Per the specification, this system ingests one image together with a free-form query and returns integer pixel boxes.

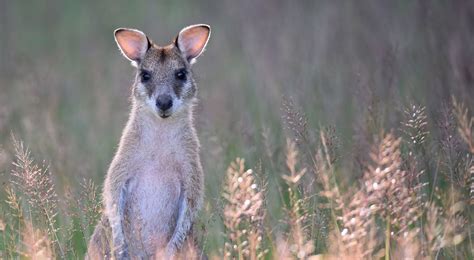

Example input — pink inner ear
[178,26,210,60]
[115,30,148,61]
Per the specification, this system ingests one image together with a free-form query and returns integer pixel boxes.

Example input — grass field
[0,1,473,259]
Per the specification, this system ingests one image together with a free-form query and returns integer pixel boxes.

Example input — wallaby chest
[121,125,192,253]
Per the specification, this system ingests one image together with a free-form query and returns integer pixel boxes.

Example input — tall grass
[0,99,472,259]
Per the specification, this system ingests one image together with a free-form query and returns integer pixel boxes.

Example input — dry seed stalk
[223,158,265,259]
[281,139,315,259]
[9,136,63,257]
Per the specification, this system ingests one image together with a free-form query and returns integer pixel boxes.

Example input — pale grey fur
[86,24,209,259]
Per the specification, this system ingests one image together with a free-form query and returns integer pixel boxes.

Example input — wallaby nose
[156,95,173,111]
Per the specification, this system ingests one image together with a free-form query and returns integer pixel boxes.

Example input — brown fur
[86,25,210,259]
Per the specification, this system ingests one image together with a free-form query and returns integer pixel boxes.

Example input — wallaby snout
[156,94,173,117]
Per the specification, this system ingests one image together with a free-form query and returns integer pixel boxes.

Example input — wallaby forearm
[103,166,130,259]
[167,162,203,254]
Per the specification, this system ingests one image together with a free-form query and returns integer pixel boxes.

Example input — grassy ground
[0,1,473,259]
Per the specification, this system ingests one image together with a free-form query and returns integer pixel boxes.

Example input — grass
[0,98,472,259]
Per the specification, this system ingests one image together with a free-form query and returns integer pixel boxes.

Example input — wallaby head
[114,24,211,119]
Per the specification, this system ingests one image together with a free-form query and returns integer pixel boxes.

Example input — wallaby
[86,24,210,259]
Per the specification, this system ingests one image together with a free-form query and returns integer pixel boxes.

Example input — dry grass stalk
[470,164,474,205]
[274,236,294,260]
[438,103,463,168]
[315,131,342,208]
[425,197,468,258]
[282,97,309,146]
[283,139,307,185]
[425,202,445,256]
[316,130,380,258]
[363,133,422,234]
[454,157,474,207]
[392,229,421,260]
[223,158,265,259]
[453,97,474,153]
[452,98,474,203]
[350,132,424,259]
[18,221,53,260]
[261,126,275,164]
[64,177,102,254]
[451,98,474,254]
[402,104,429,147]
[401,103,429,188]
[327,132,425,259]
[314,130,345,250]
[329,189,380,259]
[78,178,102,234]
[281,139,315,259]
[9,136,63,257]
[5,186,23,220]
[4,186,24,258]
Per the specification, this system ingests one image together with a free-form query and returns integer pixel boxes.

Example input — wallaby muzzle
[156,94,173,117]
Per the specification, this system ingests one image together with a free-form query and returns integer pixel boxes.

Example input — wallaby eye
[175,69,187,81]
[140,71,152,82]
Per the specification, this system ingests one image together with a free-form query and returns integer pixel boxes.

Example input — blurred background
[1,0,474,255]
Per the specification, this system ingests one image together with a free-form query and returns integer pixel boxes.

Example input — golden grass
[1,99,473,259]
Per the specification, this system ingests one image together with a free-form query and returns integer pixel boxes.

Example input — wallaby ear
[176,24,211,64]
[114,28,150,64]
